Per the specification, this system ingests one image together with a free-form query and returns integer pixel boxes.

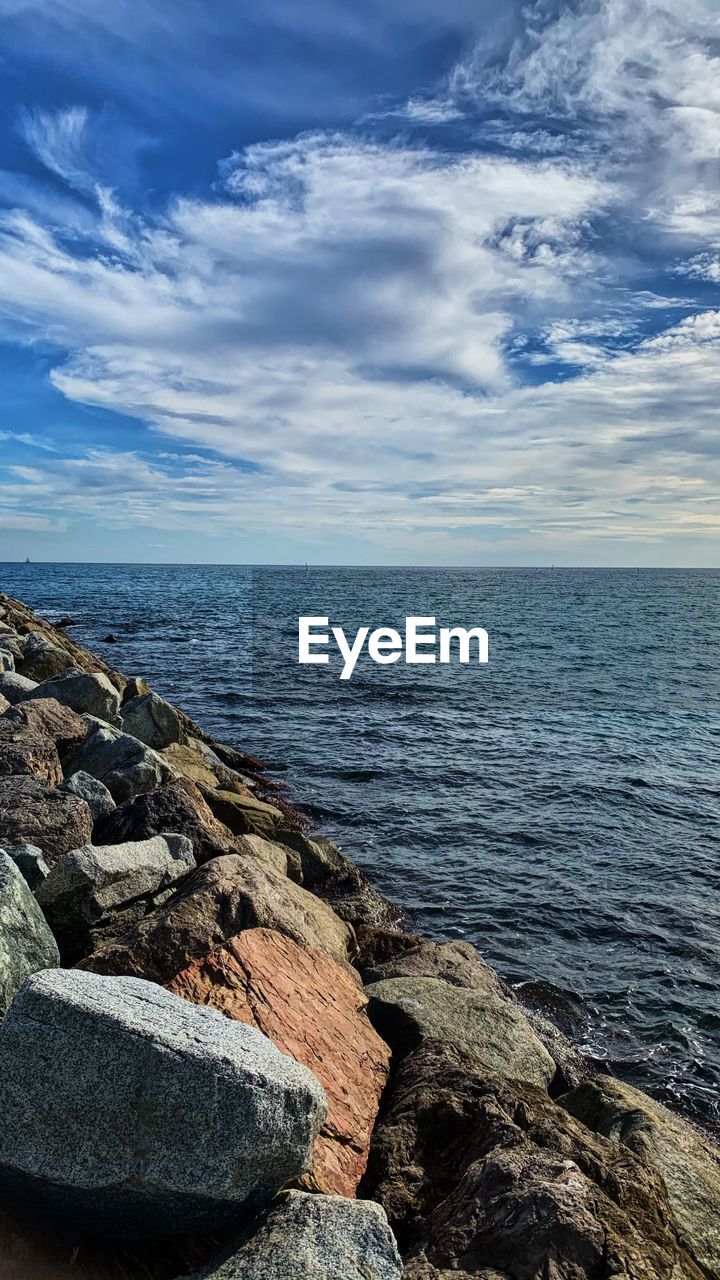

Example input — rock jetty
[0,588,717,1280]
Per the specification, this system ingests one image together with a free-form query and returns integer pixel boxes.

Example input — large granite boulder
[561,1077,720,1280]
[2,697,87,756]
[18,633,75,683]
[59,770,115,821]
[0,650,15,673]
[84,854,355,984]
[63,722,176,802]
[203,787,284,839]
[0,672,37,705]
[0,852,59,1015]
[1,844,49,890]
[0,970,327,1238]
[27,669,122,726]
[366,976,555,1088]
[121,691,182,750]
[280,831,400,927]
[365,1040,706,1280]
[234,833,300,879]
[0,693,9,715]
[95,777,237,864]
[177,1192,402,1280]
[170,928,390,1197]
[361,938,510,996]
[0,726,62,785]
[0,777,93,864]
[36,835,196,961]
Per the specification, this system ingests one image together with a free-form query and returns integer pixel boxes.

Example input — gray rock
[0,851,59,1014]
[366,976,556,1088]
[561,1076,720,1279]
[63,721,176,802]
[18,633,75,682]
[0,671,38,704]
[36,835,196,960]
[0,969,327,1238]
[361,938,510,998]
[0,650,15,673]
[0,636,22,661]
[2,843,50,890]
[59,770,115,821]
[121,691,182,750]
[234,834,293,877]
[179,1191,403,1279]
[0,622,16,636]
[27,669,122,726]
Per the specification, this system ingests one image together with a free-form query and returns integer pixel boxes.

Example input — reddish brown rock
[0,727,62,785]
[94,777,237,864]
[0,776,93,863]
[170,928,390,1197]
[2,697,87,756]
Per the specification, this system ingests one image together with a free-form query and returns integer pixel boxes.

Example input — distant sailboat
[24,557,30,565]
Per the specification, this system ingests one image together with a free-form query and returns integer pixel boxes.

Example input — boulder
[0,622,16,636]
[1,844,49,890]
[95,778,237,864]
[84,854,355,984]
[234,833,299,879]
[59,771,115,821]
[2,697,88,755]
[365,976,555,1088]
[63,722,176,802]
[0,650,15,673]
[36,835,196,961]
[18,633,74,683]
[0,852,59,1015]
[365,1040,705,1280]
[561,1077,720,1280]
[170,928,390,1197]
[177,1191,402,1280]
[0,970,327,1238]
[355,924,424,973]
[0,672,38,705]
[27,669,122,726]
[0,777,93,865]
[0,727,62,785]
[362,938,510,997]
[121,691,182,750]
[203,787,284,839]
[164,739,260,795]
[279,831,400,927]
[0,694,9,715]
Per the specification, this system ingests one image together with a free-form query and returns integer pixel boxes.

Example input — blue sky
[0,0,719,564]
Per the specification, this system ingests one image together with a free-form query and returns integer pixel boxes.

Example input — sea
[2,562,719,1134]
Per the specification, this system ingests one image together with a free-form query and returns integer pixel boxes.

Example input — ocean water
[2,563,719,1133]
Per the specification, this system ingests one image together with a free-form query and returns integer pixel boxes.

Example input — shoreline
[0,590,718,1279]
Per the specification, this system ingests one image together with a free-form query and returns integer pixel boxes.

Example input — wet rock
[279,831,400,927]
[121,691,182,750]
[102,634,118,644]
[0,852,59,1014]
[0,672,38,705]
[0,727,62,785]
[59,771,115,822]
[63,721,176,802]
[561,1076,720,1280]
[170,928,390,1197]
[366,976,555,1088]
[27,669,122,726]
[0,969,327,1238]
[18,634,75,683]
[54,617,77,629]
[365,1040,705,1280]
[36,835,196,962]
[0,777,93,865]
[362,938,510,997]
[203,787,284,839]
[1,844,49,890]
[95,777,237,864]
[2,697,88,756]
[522,1006,595,1093]
[177,1191,402,1280]
[84,853,355,984]
[0,650,15,673]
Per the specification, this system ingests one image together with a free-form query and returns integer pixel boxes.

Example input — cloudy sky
[0,0,719,564]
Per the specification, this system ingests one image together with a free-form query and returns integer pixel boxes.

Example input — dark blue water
[2,563,719,1133]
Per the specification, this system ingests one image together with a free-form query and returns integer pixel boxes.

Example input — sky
[0,0,719,565]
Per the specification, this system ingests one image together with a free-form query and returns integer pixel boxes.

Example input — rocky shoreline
[0,589,718,1280]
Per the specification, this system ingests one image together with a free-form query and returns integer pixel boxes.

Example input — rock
[522,1006,595,1093]
[121,676,150,702]
[365,1040,705,1280]
[0,622,16,636]
[234,833,298,878]
[0,650,15,673]
[54,616,77,628]
[0,969,327,1238]
[103,634,118,644]
[84,853,355,984]
[164,739,258,795]
[0,852,59,1015]
[2,697,88,755]
[0,694,9,715]
[203,787,284,839]
[18,633,74,682]
[95,778,237,864]
[280,831,400,927]
[27,669,122,726]
[121,691,182,750]
[0,672,38,705]
[36,835,196,961]
[63,721,176,802]
[1,844,49,890]
[177,1191,402,1280]
[561,1076,720,1279]
[170,928,390,1197]
[365,976,555,1088]
[355,924,424,972]
[0,726,62,785]
[0,777,93,865]
[362,938,510,997]
[59,771,115,821]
